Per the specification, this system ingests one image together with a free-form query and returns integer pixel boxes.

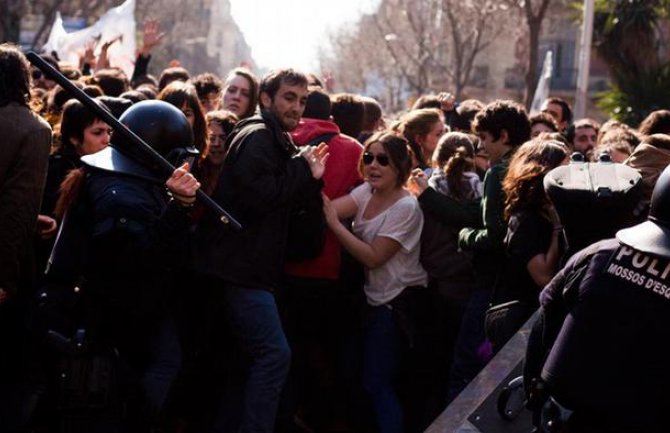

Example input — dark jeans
[363,304,403,433]
[277,276,362,431]
[216,285,291,433]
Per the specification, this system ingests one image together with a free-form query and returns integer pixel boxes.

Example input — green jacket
[458,157,509,253]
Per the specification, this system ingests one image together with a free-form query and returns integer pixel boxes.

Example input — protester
[158,66,191,92]
[408,131,481,428]
[0,43,45,428]
[131,19,165,88]
[199,110,239,195]
[489,138,568,351]
[221,67,259,119]
[280,87,363,432]
[399,108,446,170]
[638,109,670,136]
[448,100,530,401]
[566,118,600,161]
[541,97,572,132]
[595,127,637,162]
[193,72,224,113]
[449,99,484,133]
[323,131,427,433]
[625,133,670,217]
[330,93,366,139]
[529,112,559,138]
[192,69,328,433]
[358,96,385,144]
[158,80,209,154]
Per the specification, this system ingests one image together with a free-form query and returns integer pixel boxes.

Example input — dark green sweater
[458,156,511,283]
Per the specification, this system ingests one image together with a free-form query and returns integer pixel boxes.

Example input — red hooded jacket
[286,118,363,280]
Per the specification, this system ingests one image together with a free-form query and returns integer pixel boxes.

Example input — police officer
[22,100,199,433]
[527,164,670,432]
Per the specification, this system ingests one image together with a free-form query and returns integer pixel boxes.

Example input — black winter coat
[47,168,192,319]
[192,110,321,291]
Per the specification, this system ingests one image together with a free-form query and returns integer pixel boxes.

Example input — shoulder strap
[305,133,337,147]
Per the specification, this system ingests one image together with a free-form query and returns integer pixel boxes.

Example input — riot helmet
[617,164,670,258]
[113,99,199,167]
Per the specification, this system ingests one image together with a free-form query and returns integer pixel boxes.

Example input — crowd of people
[2,18,670,433]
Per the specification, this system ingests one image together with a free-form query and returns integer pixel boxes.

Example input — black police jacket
[47,167,192,317]
[537,238,670,432]
[192,110,321,291]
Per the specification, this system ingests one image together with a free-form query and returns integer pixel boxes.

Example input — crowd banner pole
[26,51,241,230]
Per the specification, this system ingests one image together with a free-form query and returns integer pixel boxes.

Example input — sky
[229,0,380,73]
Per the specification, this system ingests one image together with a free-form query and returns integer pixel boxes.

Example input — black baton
[26,51,241,229]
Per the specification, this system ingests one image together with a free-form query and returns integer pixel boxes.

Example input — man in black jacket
[193,69,328,433]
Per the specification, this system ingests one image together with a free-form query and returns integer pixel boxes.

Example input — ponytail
[445,146,475,200]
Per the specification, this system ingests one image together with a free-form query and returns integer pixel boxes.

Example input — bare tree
[505,0,554,108]
[440,0,511,98]
[321,0,515,108]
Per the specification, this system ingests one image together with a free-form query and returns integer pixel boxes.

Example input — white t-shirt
[350,183,428,306]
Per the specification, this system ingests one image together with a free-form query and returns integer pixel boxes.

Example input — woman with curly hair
[490,138,568,349]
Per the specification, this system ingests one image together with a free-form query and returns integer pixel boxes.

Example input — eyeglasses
[362,152,390,166]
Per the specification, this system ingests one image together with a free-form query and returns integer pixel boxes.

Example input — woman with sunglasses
[323,131,427,433]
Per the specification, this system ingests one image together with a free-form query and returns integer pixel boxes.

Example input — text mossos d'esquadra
[607,246,670,300]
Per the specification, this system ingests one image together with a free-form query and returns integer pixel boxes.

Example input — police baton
[26,51,241,230]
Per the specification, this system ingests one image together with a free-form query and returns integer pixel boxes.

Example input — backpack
[285,133,336,262]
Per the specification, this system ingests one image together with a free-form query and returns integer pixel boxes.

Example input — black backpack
[285,133,336,262]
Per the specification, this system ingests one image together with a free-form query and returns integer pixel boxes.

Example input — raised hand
[79,39,97,69]
[300,142,329,180]
[140,19,165,56]
[97,35,122,70]
[438,91,456,112]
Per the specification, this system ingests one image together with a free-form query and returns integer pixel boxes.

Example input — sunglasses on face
[362,152,390,167]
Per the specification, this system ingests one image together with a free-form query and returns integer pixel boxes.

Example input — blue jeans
[220,285,291,433]
[363,305,403,433]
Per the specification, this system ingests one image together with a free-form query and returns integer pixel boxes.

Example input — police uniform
[535,164,670,433]
[38,101,196,430]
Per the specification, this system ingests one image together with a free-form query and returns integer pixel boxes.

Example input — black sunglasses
[362,152,390,166]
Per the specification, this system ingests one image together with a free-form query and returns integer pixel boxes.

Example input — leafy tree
[593,0,670,126]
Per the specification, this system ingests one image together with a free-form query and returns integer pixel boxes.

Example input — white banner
[43,0,136,78]
[529,50,553,115]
